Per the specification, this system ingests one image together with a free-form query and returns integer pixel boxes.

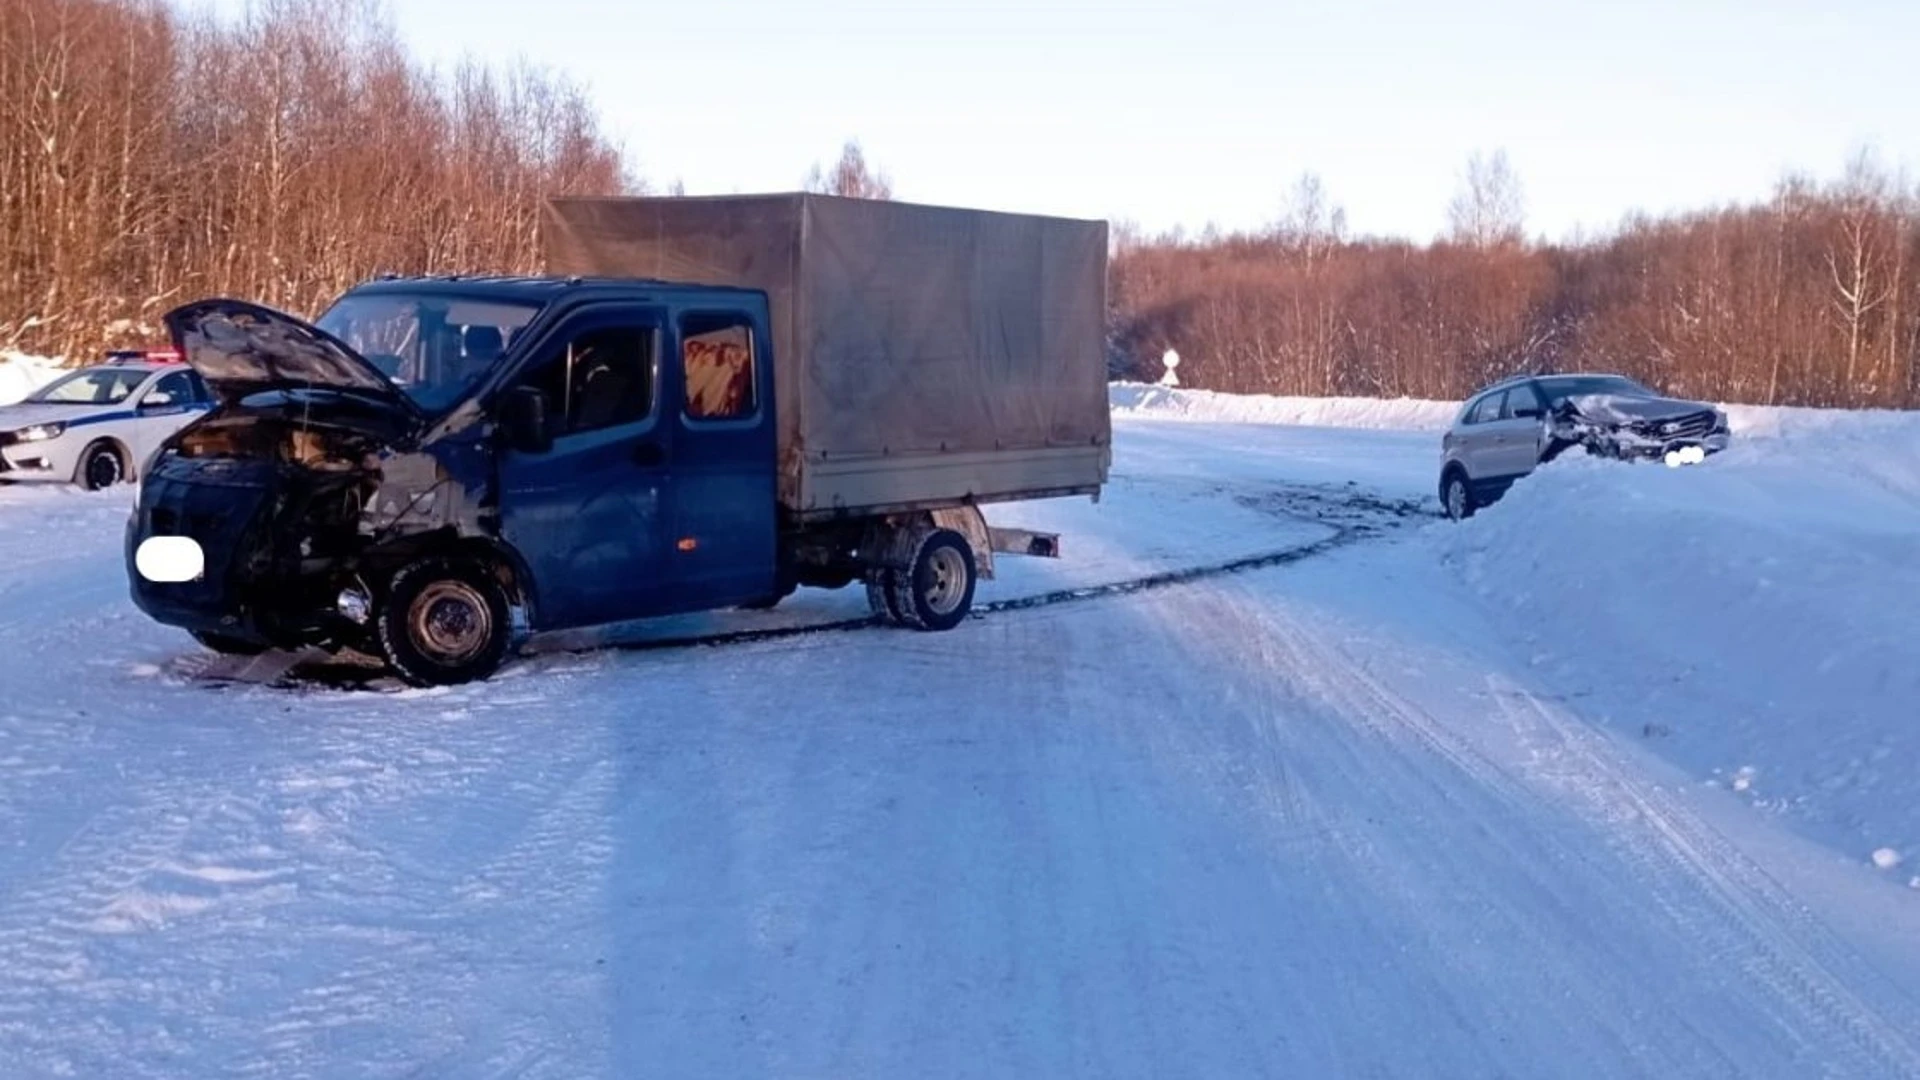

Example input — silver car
[1438,372,1731,519]
[0,357,215,490]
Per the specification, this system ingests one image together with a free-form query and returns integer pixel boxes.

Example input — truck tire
[886,527,977,632]
[375,556,513,687]
[866,569,904,624]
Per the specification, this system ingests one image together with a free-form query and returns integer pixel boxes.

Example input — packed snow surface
[2,394,1920,1077]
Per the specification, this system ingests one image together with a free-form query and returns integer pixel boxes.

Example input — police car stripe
[62,411,139,429]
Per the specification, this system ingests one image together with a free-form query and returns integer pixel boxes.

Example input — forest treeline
[1111,154,1920,409]
[2,0,631,360]
[6,0,1917,410]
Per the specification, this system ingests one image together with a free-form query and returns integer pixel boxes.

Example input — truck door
[662,307,778,610]
[496,307,673,630]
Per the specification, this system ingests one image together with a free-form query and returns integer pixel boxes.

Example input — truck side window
[681,313,756,422]
[518,326,655,435]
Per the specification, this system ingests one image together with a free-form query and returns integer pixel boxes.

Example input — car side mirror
[501,386,553,454]
[1513,406,1543,420]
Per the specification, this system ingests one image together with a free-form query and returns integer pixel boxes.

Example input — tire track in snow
[1157,590,1719,1076]
[0,796,208,1072]
[1486,679,1920,1078]
[225,706,620,1080]
[1230,590,1920,1078]
[237,483,1438,693]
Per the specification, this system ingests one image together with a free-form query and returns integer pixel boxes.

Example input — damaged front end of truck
[126,298,519,683]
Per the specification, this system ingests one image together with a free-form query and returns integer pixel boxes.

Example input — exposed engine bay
[171,414,384,474]
[158,414,386,569]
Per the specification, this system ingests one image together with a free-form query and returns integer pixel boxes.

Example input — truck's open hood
[163,298,420,420]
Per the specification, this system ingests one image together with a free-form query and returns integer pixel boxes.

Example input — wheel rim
[87,450,121,489]
[1446,479,1466,518]
[921,546,969,615]
[408,580,492,664]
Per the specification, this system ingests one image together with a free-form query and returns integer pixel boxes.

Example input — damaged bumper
[125,456,367,649]
[1556,414,1731,463]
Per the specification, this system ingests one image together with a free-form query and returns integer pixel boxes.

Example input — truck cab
[127,276,787,685]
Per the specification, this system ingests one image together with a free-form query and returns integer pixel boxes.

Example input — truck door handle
[632,441,664,467]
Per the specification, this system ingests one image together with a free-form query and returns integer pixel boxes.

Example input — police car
[0,351,215,490]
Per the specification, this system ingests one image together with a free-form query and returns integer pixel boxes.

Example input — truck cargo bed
[539,193,1112,519]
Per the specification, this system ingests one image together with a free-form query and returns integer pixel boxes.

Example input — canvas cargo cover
[539,193,1111,516]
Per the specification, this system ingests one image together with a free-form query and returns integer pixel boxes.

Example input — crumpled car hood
[1562,393,1714,425]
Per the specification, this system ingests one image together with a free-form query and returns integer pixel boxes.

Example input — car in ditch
[1437,371,1730,519]
[0,352,215,489]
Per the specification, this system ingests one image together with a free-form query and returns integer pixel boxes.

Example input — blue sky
[193,0,1918,242]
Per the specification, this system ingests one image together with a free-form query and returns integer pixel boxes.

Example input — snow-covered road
[4,412,1920,1079]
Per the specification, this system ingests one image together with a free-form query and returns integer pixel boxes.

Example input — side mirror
[500,386,553,454]
[1512,406,1543,420]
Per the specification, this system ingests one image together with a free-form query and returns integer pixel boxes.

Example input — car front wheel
[77,441,126,491]
[375,557,514,687]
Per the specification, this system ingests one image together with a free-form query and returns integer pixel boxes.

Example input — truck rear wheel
[887,527,977,632]
[375,556,513,687]
[865,568,902,622]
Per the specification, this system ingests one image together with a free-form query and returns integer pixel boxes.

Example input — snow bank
[1440,424,1920,871]
[1109,382,1920,444]
[0,352,64,405]
[1109,382,1459,431]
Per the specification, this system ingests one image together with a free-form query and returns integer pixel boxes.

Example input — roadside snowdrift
[1110,380,1920,443]
[1110,382,1459,431]
[0,352,63,405]
[1440,424,1920,878]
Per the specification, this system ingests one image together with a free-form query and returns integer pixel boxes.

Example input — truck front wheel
[375,556,513,687]
[887,527,977,632]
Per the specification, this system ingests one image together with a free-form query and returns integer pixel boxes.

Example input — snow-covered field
[0,353,63,406]
[3,386,1920,1078]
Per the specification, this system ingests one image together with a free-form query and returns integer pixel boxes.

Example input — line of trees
[1112,150,1920,409]
[1,0,634,360]
[7,0,1915,410]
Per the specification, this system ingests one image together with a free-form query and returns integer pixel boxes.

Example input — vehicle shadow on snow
[158,481,1441,697]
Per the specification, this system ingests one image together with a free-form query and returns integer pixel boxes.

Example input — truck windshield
[315,292,545,412]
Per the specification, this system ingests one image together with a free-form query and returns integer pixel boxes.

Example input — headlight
[13,422,65,442]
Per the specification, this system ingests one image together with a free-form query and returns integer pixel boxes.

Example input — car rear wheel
[1443,472,1474,521]
[77,441,126,491]
[375,557,513,687]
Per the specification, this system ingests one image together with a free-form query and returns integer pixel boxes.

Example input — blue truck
[124,194,1112,685]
